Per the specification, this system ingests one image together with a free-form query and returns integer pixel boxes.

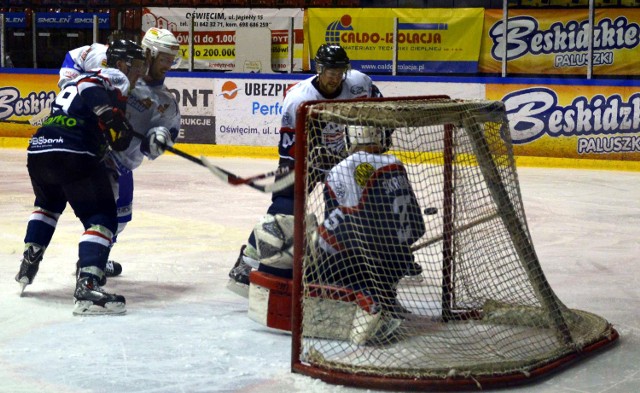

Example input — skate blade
[17,278,29,297]
[226,278,249,299]
[73,301,126,316]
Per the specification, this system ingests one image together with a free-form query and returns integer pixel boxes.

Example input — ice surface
[1,149,638,393]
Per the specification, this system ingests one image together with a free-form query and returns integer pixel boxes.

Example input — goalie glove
[95,105,134,152]
[145,126,173,160]
[308,146,347,185]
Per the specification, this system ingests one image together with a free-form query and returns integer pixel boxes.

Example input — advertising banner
[210,77,298,146]
[142,8,304,72]
[35,12,110,29]
[0,73,57,138]
[306,8,484,74]
[0,71,485,146]
[480,9,640,76]
[1,12,27,28]
[167,74,485,147]
[488,82,640,161]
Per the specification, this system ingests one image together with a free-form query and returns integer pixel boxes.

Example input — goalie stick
[411,213,500,252]
[130,130,294,193]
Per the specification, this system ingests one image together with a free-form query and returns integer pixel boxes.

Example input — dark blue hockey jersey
[28,68,131,158]
[317,151,426,264]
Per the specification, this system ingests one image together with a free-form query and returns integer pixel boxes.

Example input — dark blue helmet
[106,39,145,68]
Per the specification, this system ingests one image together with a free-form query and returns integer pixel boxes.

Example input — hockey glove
[95,106,134,152]
[146,126,173,160]
[309,145,345,173]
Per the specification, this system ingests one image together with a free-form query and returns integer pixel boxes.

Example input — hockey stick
[200,155,294,190]
[28,108,51,126]
[130,130,293,193]
[411,213,500,252]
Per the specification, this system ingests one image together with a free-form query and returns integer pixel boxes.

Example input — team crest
[354,162,375,188]
[350,85,365,95]
[140,97,154,109]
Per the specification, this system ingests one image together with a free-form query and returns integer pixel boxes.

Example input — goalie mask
[345,125,393,153]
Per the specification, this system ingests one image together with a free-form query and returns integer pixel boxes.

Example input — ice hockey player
[302,125,425,343]
[227,44,383,297]
[15,39,147,315]
[58,28,181,280]
[313,125,425,314]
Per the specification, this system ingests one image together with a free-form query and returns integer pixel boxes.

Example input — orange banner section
[480,9,640,76]
[487,82,640,161]
[0,74,57,138]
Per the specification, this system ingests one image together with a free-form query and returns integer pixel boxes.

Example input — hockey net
[290,96,618,390]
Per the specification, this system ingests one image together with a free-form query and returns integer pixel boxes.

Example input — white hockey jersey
[277,70,375,162]
[118,78,181,171]
[58,43,108,89]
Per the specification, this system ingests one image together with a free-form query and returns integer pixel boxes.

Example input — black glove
[308,145,345,173]
[95,106,134,152]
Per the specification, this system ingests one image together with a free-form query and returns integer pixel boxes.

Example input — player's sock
[75,259,121,286]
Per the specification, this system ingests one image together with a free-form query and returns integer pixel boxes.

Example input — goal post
[290,96,618,390]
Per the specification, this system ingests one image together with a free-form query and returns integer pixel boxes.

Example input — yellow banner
[0,73,57,138]
[306,8,484,74]
[487,82,640,161]
[481,9,640,76]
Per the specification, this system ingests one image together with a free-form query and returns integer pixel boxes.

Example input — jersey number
[393,195,414,243]
[52,87,78,113]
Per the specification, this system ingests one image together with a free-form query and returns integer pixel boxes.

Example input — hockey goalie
[247,125,425,345]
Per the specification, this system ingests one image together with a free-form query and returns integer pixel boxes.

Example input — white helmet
[345,125,392,153]
[142,27,179,59]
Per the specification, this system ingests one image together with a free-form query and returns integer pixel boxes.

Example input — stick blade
[28,108,51,126]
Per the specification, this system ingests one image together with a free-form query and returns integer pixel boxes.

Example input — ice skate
[402,261,424,283]
[350,307,403,346]
[73,275,126,316]
[226,245,255,298]
[105,260,123,277]
[15,244,45,296]
[75,259,122,286]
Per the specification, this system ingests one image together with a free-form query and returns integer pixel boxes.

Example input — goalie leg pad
[253,214,295,269]
[248,271,293,332]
